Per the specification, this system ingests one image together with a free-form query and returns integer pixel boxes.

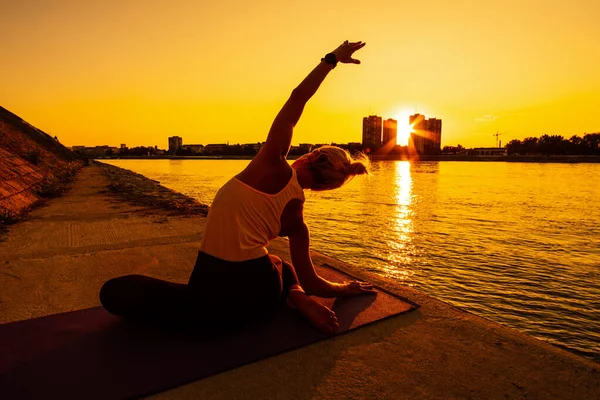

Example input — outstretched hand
[339,280,376,296]
[332,40,366,64]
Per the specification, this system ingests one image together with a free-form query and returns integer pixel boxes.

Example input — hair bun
[346,161,368,176]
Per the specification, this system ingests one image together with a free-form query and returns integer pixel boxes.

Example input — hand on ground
[340,280,376,296]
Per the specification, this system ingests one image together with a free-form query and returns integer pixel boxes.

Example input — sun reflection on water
[395,161,412,207]
[377,161,416,283]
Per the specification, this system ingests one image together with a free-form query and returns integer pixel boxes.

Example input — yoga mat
[0,264,418,399]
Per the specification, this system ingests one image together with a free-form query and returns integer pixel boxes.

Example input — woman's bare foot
[288,290,339,334]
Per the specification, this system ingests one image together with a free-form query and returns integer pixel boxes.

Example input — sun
[394,110,414,146]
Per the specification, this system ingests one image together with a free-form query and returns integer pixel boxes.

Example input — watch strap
[321,53,337,68]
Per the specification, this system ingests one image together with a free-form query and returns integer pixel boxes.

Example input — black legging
[99,251,300,332]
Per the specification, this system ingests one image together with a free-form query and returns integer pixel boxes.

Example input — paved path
[1,165,598,400]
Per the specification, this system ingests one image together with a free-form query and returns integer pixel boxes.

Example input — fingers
[338,41,366,53]
[346,41,366,48]
[349,42,366,53]
[328,310,339,333]
[340,57,361,65]
[345,280,376,294]
[343,41,365,64]
[358,282,375,293]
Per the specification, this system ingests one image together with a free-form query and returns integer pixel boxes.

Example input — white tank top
[200,168,305,261]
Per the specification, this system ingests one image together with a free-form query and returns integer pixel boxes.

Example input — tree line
[506,133,600,155]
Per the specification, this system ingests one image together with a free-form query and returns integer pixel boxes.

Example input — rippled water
[104,159,600,362]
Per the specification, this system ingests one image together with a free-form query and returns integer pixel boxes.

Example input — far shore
[96,154,600,163]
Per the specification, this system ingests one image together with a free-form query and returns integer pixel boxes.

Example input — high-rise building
[409,114,427,154]
[383,118,398,147]
[426,118,442,154]
[168,136,183,153]
[409,114,442,155]
[362,115,382,150]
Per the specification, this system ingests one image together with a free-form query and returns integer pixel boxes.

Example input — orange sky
[1,0,599,148]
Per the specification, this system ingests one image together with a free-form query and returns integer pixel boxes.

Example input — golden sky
[1,0,599,148]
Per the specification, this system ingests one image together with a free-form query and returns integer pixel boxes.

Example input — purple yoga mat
[0,264,418,399]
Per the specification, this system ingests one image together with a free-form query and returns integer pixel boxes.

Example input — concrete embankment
[0,106,82,222]
[0,164,598,400]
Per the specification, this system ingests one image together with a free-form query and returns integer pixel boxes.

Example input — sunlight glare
[394,110,414,146]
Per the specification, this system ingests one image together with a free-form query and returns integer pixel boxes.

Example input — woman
[100,40,374,334]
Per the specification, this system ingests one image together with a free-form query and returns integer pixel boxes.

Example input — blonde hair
[292,145,370,191]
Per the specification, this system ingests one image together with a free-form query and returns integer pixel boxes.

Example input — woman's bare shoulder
[237,154,292,194]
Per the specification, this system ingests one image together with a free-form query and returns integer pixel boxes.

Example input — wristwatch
[321,53,338,68]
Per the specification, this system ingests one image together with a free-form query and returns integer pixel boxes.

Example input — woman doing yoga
[100,40,374,334]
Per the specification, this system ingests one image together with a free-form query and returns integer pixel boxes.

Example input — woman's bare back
[236,158,293,195]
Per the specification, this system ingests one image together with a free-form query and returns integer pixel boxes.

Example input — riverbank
[0,148,80,226]
[99,162,208,216]
[94,154,600,163]
[0,106,83,227]
[1,164,598,399]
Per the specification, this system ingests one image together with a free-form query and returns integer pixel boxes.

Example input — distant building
[71,145,112,157]
[330,142,363,153]
[254,142,266,152]
[474,147,506,156]
[168,136,183,153]
[383,118,398,147]
[426,118,442,154]
[120,144,127,150]
[298,143,312,153]
[409,114,442,155]
[182,144,205,154]
[288,143,312,156]
[409,114,427,154]
[362,115,383,151]
[204,143,228,154]
[345,142,363,152]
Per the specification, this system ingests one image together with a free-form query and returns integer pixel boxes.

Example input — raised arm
[259,41,366,162]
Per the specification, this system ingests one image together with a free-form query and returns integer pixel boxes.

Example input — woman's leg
[100,252,286,332]
[188,252,284,329]
[100,275,195,328]
[268,255,300,296]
